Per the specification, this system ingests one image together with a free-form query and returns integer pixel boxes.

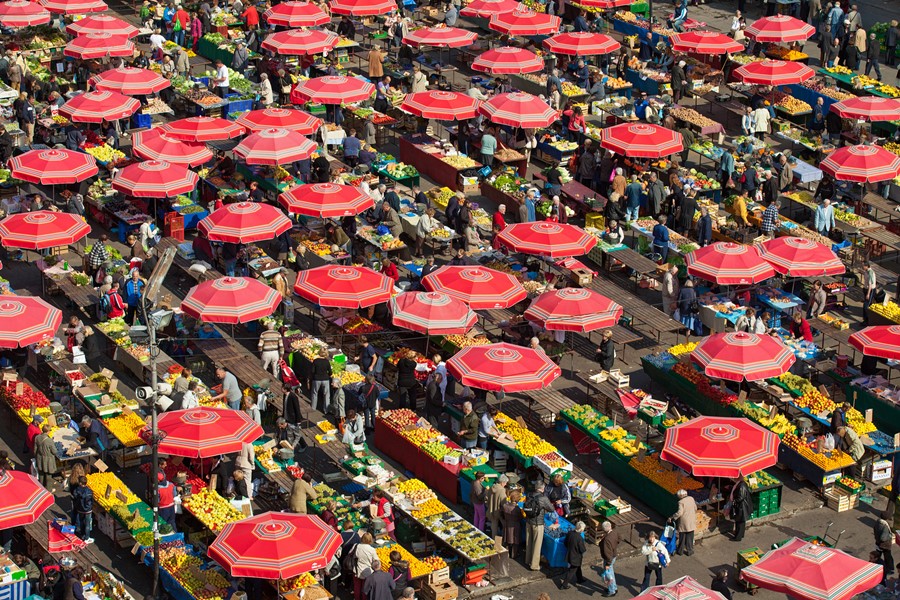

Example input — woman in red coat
[789,312,813,342]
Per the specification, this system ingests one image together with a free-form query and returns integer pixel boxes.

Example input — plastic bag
[823,433,836,451]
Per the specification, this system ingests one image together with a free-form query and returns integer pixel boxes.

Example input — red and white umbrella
[691,332,796,382]
[831,97,900,122]
[181,277,282,324]
[460,0,519,17]
[685,242,776,285]
[157,408,264,458]
[236,108,321,135]
[40,0,107,13]
[279,183,373,218]
[234,128,317,165]
[600,123,684,158]
[404,26,478,48]
[496,222,597,257]
[0,470,54,529]
[8,148,97,184]
[472,47,543,74]
[525,288,622,332]
[390,291,477,335]
[59,90,140,123]
[745,15,815,43]
[478,92,557,128]
[162,116,246,142]
[294,266,394,308]
[90,67,170,95]
[447,342,561,392]
[489,8,560,35]
[755,237,845,277]
[577,0,632,7]
[261,29,339,55]
[400,91,479,120]
[66,14,138,37]
[199,202,292,244]
[263,1,330,27]
[820,144,900,183]
[112,160,199,198]
[329,0,396,15]
[0,0,50,28]
[422,265,526,309]
[632,577,730,600]
[671,31,743,54]
[0,211,90,250]
[733,59,815,85]
[132,129,214,167]
[543,32,620,56]
[850,326,900,361]
[660,416,780,478]
[65,33,134,59]
[290,76,375,105]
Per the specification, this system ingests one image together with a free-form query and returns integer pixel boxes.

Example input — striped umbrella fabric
[691,332,796,382]
[290,76,375,105]
[329,0,396,15]
[236,108,321,134]
[294,266,394,308]
[261,29,339,55]
[157,408,264,458]
[685,242,776,285]
[741,538,883,600]
[830,97,900,122]
[279,183,373,218]
[0,470,54,529]
[389,291,477,335]
[181,277,282,324]
[59,90,140,124]
[209,513,341,579]
[422,265,526,310]
[543,32,620,56]
[733,59,815,85]
[447,343,561,392]
[660,417,780,478]
[400,91,479,120]
[8,148,98,184]
[632,576,729,600]
[600,122,684,159]
[0,211,90,250]
[489,7,561,35]
[199,202,292,244]
[745,15,815,43]
[40,0,107,13]
[820,144,900,183]
[263,1,330,27]
[472,47,544,74]
[576,0,632,7]
[66,14,138,37]
[132,129,214,167]
[90,67,171,95]
[233,128,317,165]
[65,33,134,59]
[0,297,63,347]
[161,116,246,142]
[849,326,900,360]
[525,288,622,332]
[460,0,519,17]
[404,26,478,48]
[112,160,199,198]
[478,92,557,128]
[755,237,845,277]
[671,31,743,54]
[496,222,597,257]
[0,0,50,28]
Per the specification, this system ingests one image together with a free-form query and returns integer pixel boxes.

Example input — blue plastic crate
[193,76,210,87]
[174,206,209,229]
[228,99,253,115]
[132,113,152,129]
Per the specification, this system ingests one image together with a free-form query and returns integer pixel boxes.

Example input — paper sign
[122,405,133,416]
[865,409,873,423]
[261,439,277,450]
[671,407,681,419]
[209,473,218,491]
[104,484,113,499]
[100,395,111,406]
[818,385,830,398]
[108,379,118,393]
[768,405,778,419]
[3,372,17,382]
[100,368,114,379]
[115,490,128,503]
[738,390,748,402]
[15,382,23,396]
[47,414,57,429]
[131,543,141,555]
[94,459,108,473]
[894,433,900,448]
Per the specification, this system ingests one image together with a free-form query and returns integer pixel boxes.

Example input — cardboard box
[422,581,457,600]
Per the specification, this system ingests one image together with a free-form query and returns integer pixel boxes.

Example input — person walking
[524,482,554,571]
[471,471,487,532]
[711,570,733,600]
[671,489,697,556]
[72,476,94,543]
[662,265,679,316]
[124,270,145,324]
[598,521,619,596]
[310,348,332,413]
[561,521,587,589]
[729,475,753,542]
[641,530,669,589]
[501,490,524,559]
[34,425,56,490]
[866,33,883,79]
[863,261,877,321]
[874,508,895,582]
[258,321,283,377]
[487,474,508,538]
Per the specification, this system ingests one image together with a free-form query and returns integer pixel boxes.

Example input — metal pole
[149,319,161,599]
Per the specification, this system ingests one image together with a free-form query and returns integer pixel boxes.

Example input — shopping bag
[661,527,677,555]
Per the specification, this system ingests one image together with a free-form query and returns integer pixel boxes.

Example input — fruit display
[885,142,900,157]
[441,155,479,169]
[421,555,448,573]
[765,46,807,61]
[800,80,855,101]
[747,470,781,490]
[0,380,49,412]
[794,388,836,415]
[160,547,230,600]
[561,81,587,96]
[279,573,318,592]
[181,488,245,533]
[661,415,689,429]
[339,370,365,386]
[869,300,900,323]
[254,445,281,473]
[104,412,148,448]
[877,84,900,98]
[845,407,876,435]
[358,226,405,251]
[604,430,649,458]
[561,404,610,436]
[837,476,863,493]
[386,348,433,381]
[852,75,881,89]
[629,454,704,494]
[343,316,382,334]
[419,511,496,559]
[443,334,491,349]
[494,412,556,457]
[381,409,419,432]
[111,503,150,532]
[384,162,419,179]
[546,139,579,152]
[142,97,172,115]
[671,362,738,405]
[736,402,793,435]
[825,65,853,75]
[490,172,529,200]
[300,239,333,256]
[777,96,812,114]
[782,432,855,471]
[84,144,126,164]
[86,472,140,511]
[668,342,697,357]
[287,333,329,360]
[376,544,434,578]
[730,53,765,65]
[671,107,717,128]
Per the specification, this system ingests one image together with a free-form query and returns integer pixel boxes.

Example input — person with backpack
[641,530,669,590]
[387,550,410,599]
[339,520,360,588]
[524,482,555,571]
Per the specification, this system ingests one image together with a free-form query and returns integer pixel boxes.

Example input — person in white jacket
[353,533,379,600]
[641,530,669,590]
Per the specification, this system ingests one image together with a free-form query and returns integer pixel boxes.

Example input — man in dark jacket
[671,60,687,102]
[562,522,588,589]
[524,482,555,571]
[599,521,619,596]
[396,355,418,410]
[363,560,395,600]
[742,163,759,194]
[697,207,713,247]
[72,476,94,542]
[677,188,698,235]
[865,32,883,79]
[730,476,754,541]
[874,509,894,582]
[596,330,615,371]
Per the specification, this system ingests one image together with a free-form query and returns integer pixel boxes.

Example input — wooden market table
[588,277,685,341]
[861,192,899,226]
[398,134,480,192]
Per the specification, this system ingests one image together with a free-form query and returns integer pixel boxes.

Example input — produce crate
[173,205,209,229]
[824,487,858,512]
[836,477,864,495]
[593,498,618,518]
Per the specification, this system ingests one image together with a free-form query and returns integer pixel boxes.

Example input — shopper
[641,530,669,589]
[561,521,587,589]
[124,269,145,325]
[258,321,283,377]
[711,569,733,600]
[457,401,478,449]
[290,473,318,513]
[874,509,894,582]
[487,474,508,537]
[352,533,378,600]
[471,470,487,532]
[395,352,418,411]
[501,490,523,558]
[599,521,619,596]
[363,559,394,600]
[524,482,554,571]
[729,475,753,542]
[387,550,411,599]
[34,425,56,490]
[72,476,94,543]
[814,198,835,236]
[671,489,697,556]
[310,348,332,413]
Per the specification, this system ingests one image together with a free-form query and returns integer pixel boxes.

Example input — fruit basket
[836,476,864,495]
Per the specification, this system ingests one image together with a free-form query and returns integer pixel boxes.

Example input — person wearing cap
[865,33,883,80]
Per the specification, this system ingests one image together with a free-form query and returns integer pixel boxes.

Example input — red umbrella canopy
[460,0,519,17]
[261,29,339,55]
[0,211,90,250]
[65,33,135,59]
[291,76,375,105]
[233,128,317,165]
[849,325,900,360]
[329,0,397,15]
[741,538,882,600]
[66,14,138,36]
[421,265,526,310]
[543,32,620,56]
[745,15,815,43]
[263,1,330,27]
[162,116,246,142]
[632,576,730,600]
[389,291,477,335]
[660,416,780,478]
[40,0,107,13]
[671,31,743,54]
[0,469,54,529]
[0,296,63,347]
[294,266,394,308]
[90,67,170,95]
[691,332,796,382]
[489,8,561,35]
[733,59,815,85]
[495,222,597,257]
[820,144,900,183]
[685,242,776,285]
[472,47,544,74]
[112,160,199,198]
[131,129,214,167]
[59,90,140,124]
[236,108,321,135]
[278,183,374,218]
[447,342,561,392]
[831,97,900,122]
[524,288,622,332]
[8,148,98,184]
[577,0,632,7]
[404,26,478,48]
[157,408,264,458]
[209,512,341,579]
[478,92,557,129]
[181,277,282,324]
[755,237,845,277]
[400,91,479,120]
[0,0,50,28]
[600,123,684,158]
[198,202,293,244]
